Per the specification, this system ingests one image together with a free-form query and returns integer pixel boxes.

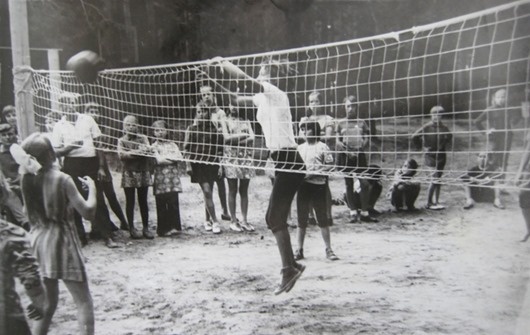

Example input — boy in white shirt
[295,120,339,261]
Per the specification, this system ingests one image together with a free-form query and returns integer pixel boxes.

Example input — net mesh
[30,0,530,189]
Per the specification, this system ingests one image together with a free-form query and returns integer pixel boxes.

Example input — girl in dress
[151,120,183,237]
[20,133,96,335]
[221,104,256,232]
[184,102,224,234]
[117,115,154,239]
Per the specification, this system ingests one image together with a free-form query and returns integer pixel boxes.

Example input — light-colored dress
[222,117,255,179]
[25,170,86,282]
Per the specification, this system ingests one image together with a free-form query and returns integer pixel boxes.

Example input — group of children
[1,74,529,332]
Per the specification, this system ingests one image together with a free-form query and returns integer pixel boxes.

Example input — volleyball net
[29,0,530,188]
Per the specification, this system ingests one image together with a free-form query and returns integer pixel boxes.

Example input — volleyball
[66,50,104,83]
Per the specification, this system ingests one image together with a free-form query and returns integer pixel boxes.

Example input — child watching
[151,120,183,237]
[85,104,129,231]
[295,121,339,261]
[461,152,504,210]
[184,102,224,234]
[411,105,452,210]
[117,115,154,239]
[221,104,256,232]
[20,133,96,335]
[1,105,18,138]
[388,158,421,211]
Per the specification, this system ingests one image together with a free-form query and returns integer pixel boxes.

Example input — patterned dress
[152,140,183,195]
[24,170,86,282]
[222,117,256,179]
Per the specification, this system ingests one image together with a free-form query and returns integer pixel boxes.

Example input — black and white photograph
[1,0,529,334]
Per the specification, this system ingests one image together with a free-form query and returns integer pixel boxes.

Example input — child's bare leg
[521,208,530,242]
[427,183,435,206]
[239,179,250,223]
[227,179,238,222]
[296,226,306,252]
[64,280,94,335]
[320,226,331,250]
[33,278,59,335]
[216,177,230,218]
[200,181,218,222]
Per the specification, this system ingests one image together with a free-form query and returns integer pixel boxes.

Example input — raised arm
[209,58,262,106]
[66,175,96,221]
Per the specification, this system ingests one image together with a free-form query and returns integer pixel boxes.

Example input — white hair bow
[10,144,42,175]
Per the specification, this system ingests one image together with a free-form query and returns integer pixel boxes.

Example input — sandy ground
[22,173,530,335]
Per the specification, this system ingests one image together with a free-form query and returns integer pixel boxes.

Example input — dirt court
[23,172,530,335]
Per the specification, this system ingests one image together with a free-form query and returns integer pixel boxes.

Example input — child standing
[117,115,154,239]
[221,104,256,232]
[295,121,339,261]
[411,105,452,210]
[388,158,421,211]
[151,120,183,237]
[184,102,224,234]
[20,133,96,335]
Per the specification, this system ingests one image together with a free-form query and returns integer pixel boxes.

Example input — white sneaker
[204,221,213,231]
[212,222,221,234]
[229,222,242,232]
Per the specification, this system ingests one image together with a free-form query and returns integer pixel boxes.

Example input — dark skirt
[190,163,219,184]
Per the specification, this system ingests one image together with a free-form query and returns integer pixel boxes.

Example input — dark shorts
[336,151,367,175]
[425,151,446,171]
[190,163,219,184]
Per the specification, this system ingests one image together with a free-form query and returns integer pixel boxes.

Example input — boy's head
[44,111,62,133]
[308,91,321,115]
[343,95,357,118]
[1,105,17,128]
[477,152,490,169]
[200,85,215,106]
[0,123,16,145]
[58,93,79,115]
[429,105,444,124]
[491,89,506,107]
[123,115,139,134]
[300,120,321,142]
[152,120,167,139]
[84,102,101,122]
[195,101,211,120]
[403,158,418,176]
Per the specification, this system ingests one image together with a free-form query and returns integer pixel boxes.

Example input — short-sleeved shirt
[297,141,333,185]
[253,82,297,150]
[336,118,369,151]
[52,114,102,157]
[417,122,452,152]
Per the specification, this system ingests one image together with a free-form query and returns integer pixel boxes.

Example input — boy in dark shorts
[411,105,452,210]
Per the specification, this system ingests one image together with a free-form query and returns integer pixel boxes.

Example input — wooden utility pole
[8,0,35,139]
